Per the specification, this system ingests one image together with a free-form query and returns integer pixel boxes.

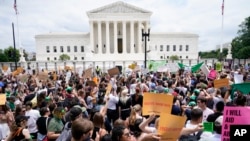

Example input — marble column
[98,21,102,54]
[114,21,117,54]
[90,21,94,53]
[106,21,110,54]
[122,21,126,53]
[138,21,142,53]
[130,21,134,53]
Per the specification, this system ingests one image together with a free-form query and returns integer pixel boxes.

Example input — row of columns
[90,20,148,54]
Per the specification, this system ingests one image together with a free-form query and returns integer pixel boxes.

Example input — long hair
[128,104,141,126]
[119,89,129,104]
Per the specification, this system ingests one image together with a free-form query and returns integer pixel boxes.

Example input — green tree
[231,16,250,59]
[23,49,29,61]
[59,54,70,61]
[170,55,179,61]
[4,46,20,62]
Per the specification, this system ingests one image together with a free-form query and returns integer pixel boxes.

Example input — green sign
[203,122,214,132]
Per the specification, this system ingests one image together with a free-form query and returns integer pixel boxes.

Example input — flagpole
[220,0,224,59]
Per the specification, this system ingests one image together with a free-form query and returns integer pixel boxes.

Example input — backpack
[56,122,71,141]
[179,131,203,141]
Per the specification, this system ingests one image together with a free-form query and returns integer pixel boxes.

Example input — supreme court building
[35,1,199,67]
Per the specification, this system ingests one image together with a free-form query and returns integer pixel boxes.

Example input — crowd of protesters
[0,62,249,141]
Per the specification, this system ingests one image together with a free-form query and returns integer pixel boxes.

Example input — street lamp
[142,28,150,69]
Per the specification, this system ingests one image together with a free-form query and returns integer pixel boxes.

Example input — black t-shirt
[131,94,143,107]
[24,93,36,104]
[207,112,223,122]
[36,117,51,135]
[118,98,132,109]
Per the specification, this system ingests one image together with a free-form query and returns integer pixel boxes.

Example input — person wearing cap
[47,107,65,140]
[25,101,40,140]
[56,106,85,141]
[5,115,31,141]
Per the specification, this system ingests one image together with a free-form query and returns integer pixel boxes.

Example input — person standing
[25,101,40,140]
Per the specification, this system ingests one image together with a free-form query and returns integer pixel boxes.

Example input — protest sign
[92,77,98,85]
[86,80,97,87]
[2,66,8,72]
[17,67,23,73]
[214,78,229,88]
[83,68,92,78]
[234,74,243,84]
[105,84,112,95]
[108,67,120,76]
[38,72,48,81]
[200,64,210,76]
[166,63,179,72]
[222,107,250,141]
[142,93,173,115]
[0,94,6,105]
[158,113,186,141]
[203,122,214,132]
[18,74,29,83]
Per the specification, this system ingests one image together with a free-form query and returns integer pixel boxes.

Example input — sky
[0,0,249,53]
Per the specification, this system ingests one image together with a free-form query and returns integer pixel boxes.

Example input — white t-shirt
[25,109,40,133]
[202,107,214,122]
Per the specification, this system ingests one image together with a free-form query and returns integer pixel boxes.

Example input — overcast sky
[0,0,249,53]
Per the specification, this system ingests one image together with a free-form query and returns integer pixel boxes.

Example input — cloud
[0,0,249,52]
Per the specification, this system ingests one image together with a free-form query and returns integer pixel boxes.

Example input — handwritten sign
[108,67,120,76]
[214,78,229,88]
[105,84,112,95]
[158,113,186,141]
[0,94,6,105]
[222,107,250,141]
[142,93,173,115]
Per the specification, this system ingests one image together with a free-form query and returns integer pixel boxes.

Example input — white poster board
[234,74,243,84]
[166,63,179,72]
[200,64,210,76]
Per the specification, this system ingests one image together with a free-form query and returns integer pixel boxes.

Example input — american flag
[221,0,224,15]
[14,0,18,14]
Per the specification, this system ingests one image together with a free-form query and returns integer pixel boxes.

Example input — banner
[0,94,6,105]
[142,93,173,115]
[166,63,179,72]
[148,60,166,72]
[222,107,250,141]
[213,78,229,88]
[231,82,250,99]
[158,113,186,141]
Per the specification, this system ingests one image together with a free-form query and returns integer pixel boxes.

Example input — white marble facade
[35,1,199,64]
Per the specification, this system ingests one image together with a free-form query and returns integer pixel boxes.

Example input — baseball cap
[66,87,72,93]
[69,106,83,121]
[188,101,196,107]
[15,115,29,124]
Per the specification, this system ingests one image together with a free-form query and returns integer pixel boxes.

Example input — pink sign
[222,106,250,141]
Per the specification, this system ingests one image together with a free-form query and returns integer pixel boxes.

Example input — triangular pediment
[87,1,152,14]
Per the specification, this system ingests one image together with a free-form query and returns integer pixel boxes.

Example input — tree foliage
[170,55,179,61]
[59,54,70,61]
[0,46,20,62]
[199,48,228,59]
[231,16,250,59]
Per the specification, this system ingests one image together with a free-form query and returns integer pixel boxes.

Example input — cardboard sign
[105,84,112,95]
[222,107,250,141]
[0,94,6,105]
[142,93,173,115]
[2,66,8,72]
[214,78,229,88]
[92,77,98,85]
[86,80,97,87]
[18,74,29,83]
[108,67,120,76]
[12,70,19,76]
[17,67,23,73]
[158,113,186,141]
[83,68,92,78]
[38,72,48,81]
